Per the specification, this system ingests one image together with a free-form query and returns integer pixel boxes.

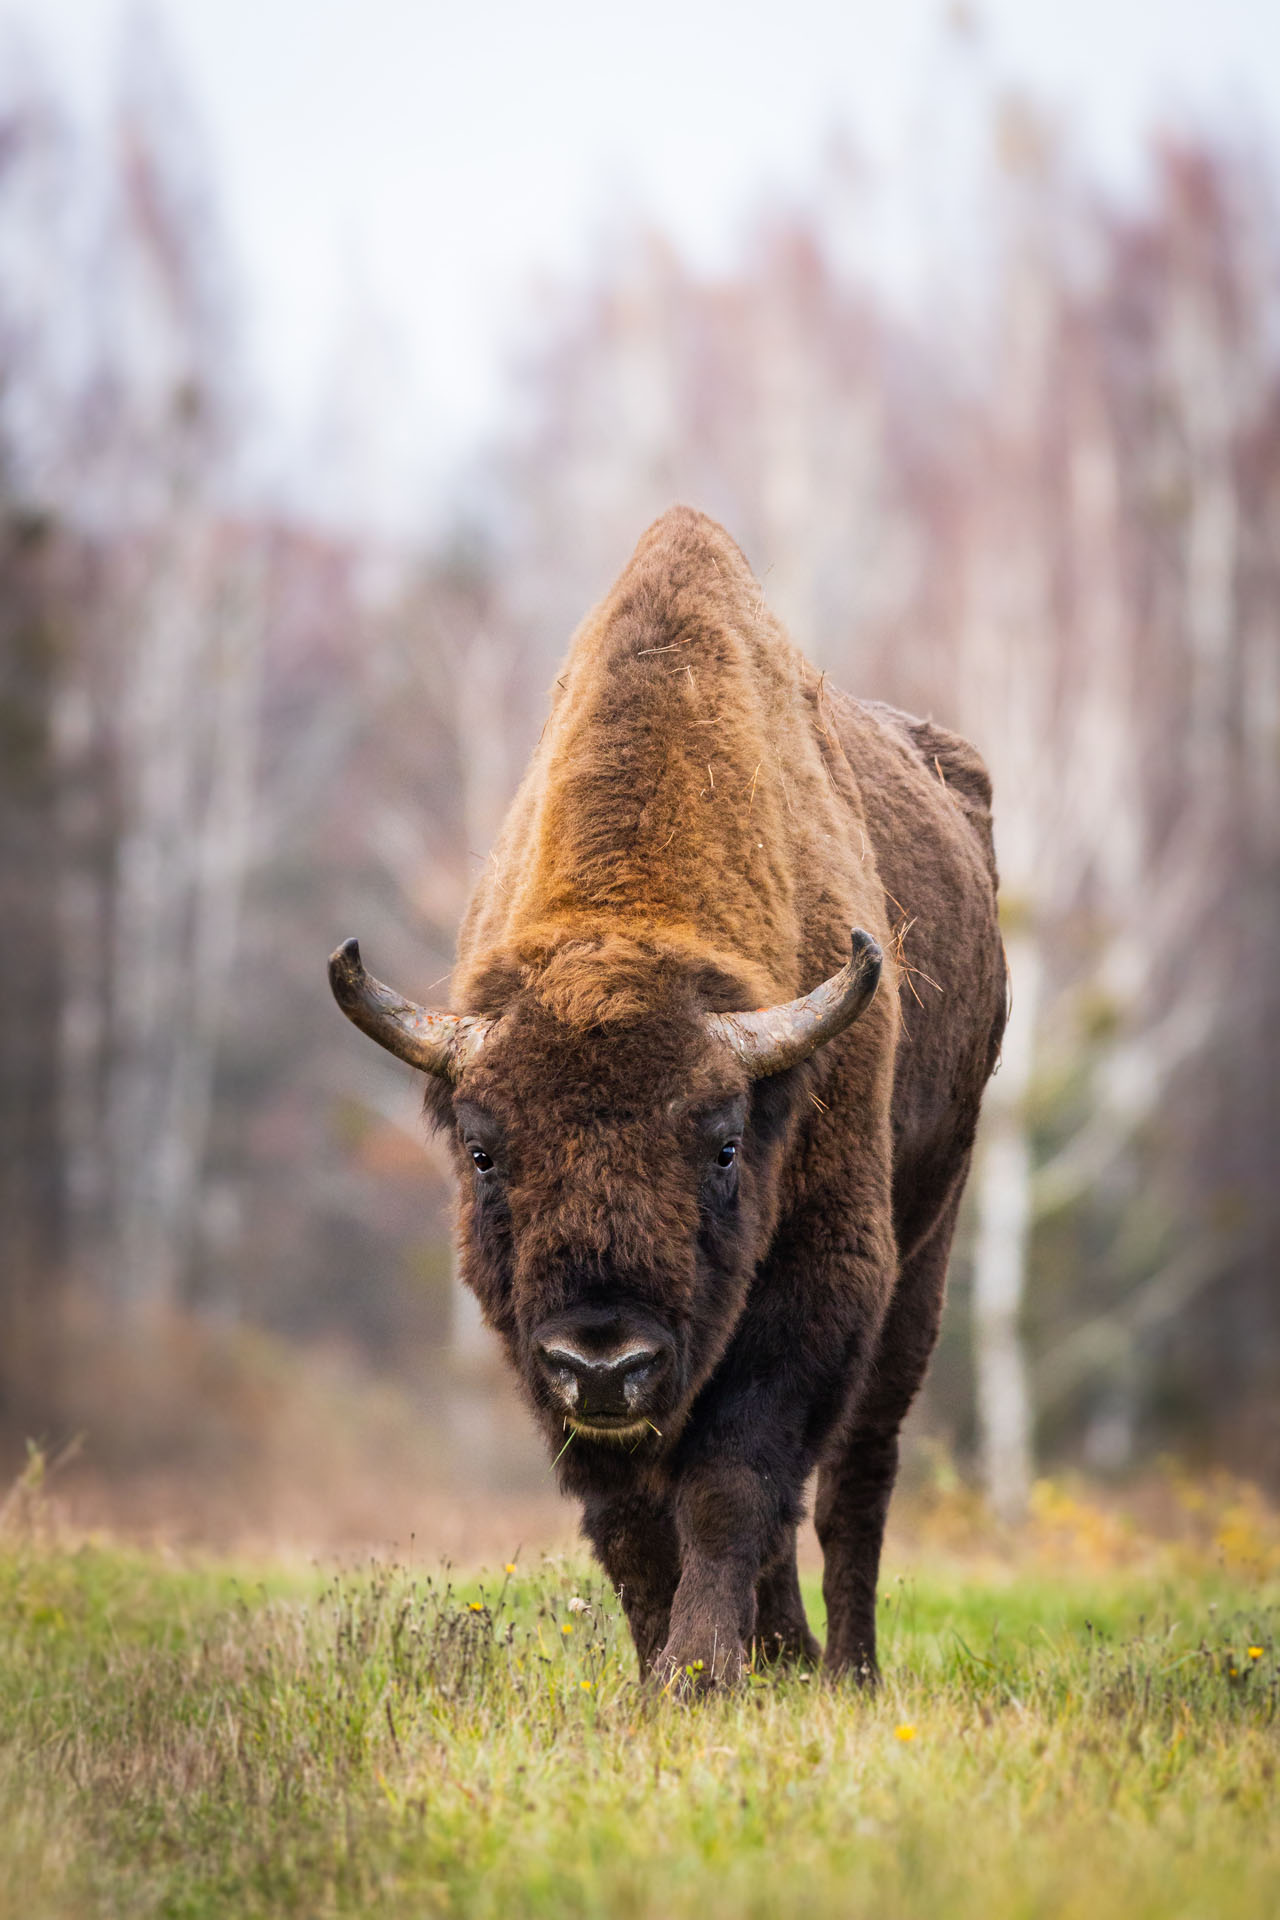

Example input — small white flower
[567,1595,589,1614]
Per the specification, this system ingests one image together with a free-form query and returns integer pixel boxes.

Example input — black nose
[536,1338,663,1421]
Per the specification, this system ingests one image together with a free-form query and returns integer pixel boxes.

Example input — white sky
[10,0,1279,530]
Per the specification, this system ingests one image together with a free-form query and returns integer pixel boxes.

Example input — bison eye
[470,1146,495,1173]
[716,1141,738,1169]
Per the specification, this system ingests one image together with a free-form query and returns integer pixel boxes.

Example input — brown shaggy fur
[421,507,1005,1687]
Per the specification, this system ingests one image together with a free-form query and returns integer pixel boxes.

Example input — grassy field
[1,1523,1277,1919]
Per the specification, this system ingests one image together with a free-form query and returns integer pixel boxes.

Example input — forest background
[1,0,1277,1554]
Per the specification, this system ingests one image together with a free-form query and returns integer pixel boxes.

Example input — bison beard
[330,507,1006,1692]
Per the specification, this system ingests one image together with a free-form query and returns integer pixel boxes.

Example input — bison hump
[906,716,994,816]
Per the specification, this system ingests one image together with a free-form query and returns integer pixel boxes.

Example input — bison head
[328,930,880,1459]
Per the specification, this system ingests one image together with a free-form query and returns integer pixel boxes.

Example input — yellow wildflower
[1248,1647,1264,1660]
[561,1622,573,1635]
[468,1601,483,1613]
[894,1725,918,1742]
[580,1680,593,1690]
[505,1563,517,1575]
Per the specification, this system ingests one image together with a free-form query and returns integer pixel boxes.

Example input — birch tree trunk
[154,548,264,1289]
[52,670,108,1279]
[972,927,1039,1521]
[103,523,263,1311]
[960,129,1058,1520]
[105,521,204,1309]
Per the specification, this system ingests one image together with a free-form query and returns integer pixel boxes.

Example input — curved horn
[704,928,883,1078]
[328,937,489,1082]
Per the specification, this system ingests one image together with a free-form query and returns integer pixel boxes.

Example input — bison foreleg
[655,1260,897,1687]
[580,1489,681,1676]
[753,1541,821,1668]
[651,1541,758,1694]
[652,1449,789,1694]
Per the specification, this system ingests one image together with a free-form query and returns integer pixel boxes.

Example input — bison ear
[703,928,882,1078]
[328,938,490,1082]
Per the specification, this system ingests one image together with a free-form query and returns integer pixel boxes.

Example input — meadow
[1,1483,1277,1920]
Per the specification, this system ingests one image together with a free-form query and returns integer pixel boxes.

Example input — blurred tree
[54,28,259,1312]
[0,46,85,1426]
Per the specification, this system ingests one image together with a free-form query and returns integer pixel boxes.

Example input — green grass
[1,1537,1276,1919]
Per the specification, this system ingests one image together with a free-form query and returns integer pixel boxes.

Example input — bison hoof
[651,1637,746,1697]
[754,1626,823,1670]
[823,1647,881,1688]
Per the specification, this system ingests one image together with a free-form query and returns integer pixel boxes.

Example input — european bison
[330,506,1005,1689]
